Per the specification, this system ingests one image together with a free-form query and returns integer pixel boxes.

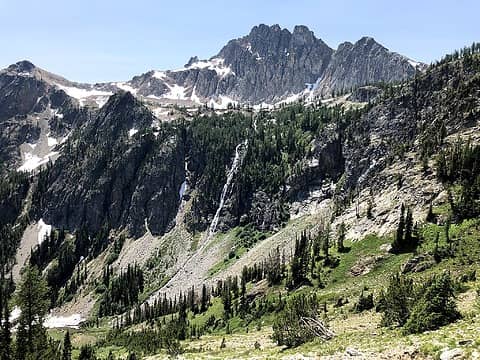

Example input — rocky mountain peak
[7,60,36,74]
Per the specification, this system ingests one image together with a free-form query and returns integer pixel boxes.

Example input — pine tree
[62,331,72,360]
[200,284,209,313]
[404,207,414,247]
[392,204,406,253]
[403,272,460,334]
[337,222,346,252]
[1,300,11,360]
[380,273,414,327]
[15,265,50,358]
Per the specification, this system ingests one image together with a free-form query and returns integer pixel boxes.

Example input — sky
[0,0,478,83]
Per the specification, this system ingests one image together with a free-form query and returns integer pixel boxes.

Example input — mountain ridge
[3,24,424,108]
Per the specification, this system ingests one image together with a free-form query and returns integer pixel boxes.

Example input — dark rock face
[314,37,418,95]
[216,24,333,102]
[347,85,383,103]
[122,24,421,104]
[0,62,80,169]
[37,92,186,238]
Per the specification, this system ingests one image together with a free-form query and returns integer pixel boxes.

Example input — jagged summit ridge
[1,24,424,108]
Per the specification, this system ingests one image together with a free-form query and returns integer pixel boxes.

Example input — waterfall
[207,140,248,238]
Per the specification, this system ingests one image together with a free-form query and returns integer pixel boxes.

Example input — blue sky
[0,0,478,82]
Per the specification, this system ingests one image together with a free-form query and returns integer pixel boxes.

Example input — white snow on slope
[47,135,58,147]
[407,59,422,68]
[37,219,52,245]
[208,95,238,110]
[115,82,138,95]
[153,71,167,80]
[10,307,20,323]
[179,181,187,200]
[10,307,84,329]
[128,128,138,137]
[44,313,85,329]
[162,84,187,100]
[56,84,112,100]
[190,87,202,104]
[17,151,59,172]
[185,58,234,77]
[56,84,112,107]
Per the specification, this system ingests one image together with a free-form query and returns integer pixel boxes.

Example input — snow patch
[56,84,112,107]
[407,59,422,69]
[17,151,59,172]
[44,313,85,329]
[47,135,58,147]
[128,128,138,137]
[10,307,84,329]
[208,95,238,110]
[190,87,202,104]
[185,58,234,77]
[37,219,52,245]
[10,307,20,323]
[162,84,187,100]
[115,82,138,95]
[152,71,167,80]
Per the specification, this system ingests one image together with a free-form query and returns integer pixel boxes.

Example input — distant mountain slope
[124,24,423,104]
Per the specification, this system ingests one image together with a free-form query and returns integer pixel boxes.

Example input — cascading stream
[207,139,248,240]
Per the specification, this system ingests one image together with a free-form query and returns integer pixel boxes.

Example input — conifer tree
[62,331,72,360]
[15,265,50,358]
[337,222,346,252]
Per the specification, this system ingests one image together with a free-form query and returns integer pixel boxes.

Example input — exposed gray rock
[120,24,421,104]
[401,254,436,273]
[35,92,185,238]
[314,37,418,96]
[347,85,383,103]
[440,348,464,360]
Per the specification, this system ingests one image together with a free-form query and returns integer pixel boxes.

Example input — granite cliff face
[34,92,186,238]
[0,61,85,171]
[121,24,422,105]
[314,37,422,96]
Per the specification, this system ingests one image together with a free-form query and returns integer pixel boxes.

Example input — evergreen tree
[62,331,72,360]
[380,273,414,327]
[403,272,460,334]
[1,300,11,360]
[404,207,414,247]
[15,265,50,359]
[336,222,346,252]
[78,345,97,360]
[392,204,405,253]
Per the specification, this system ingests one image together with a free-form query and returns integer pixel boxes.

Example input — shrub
[272,293,329,348]
[403,272,460,334]
[353,291,374,313]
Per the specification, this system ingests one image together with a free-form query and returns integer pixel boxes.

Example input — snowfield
[55,84,112,107]
[184,57,234,78]
[17,151,59,172]
[37,219,52,245]
[10,307,84,329]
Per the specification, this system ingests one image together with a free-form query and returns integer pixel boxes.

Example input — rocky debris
[380,243,393,252]
[401,254,436,273]
[345,347,363,356]
[350,255,385,276]
[440,348,464,360]
[347,85,383,103]
[458,339,473,346]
